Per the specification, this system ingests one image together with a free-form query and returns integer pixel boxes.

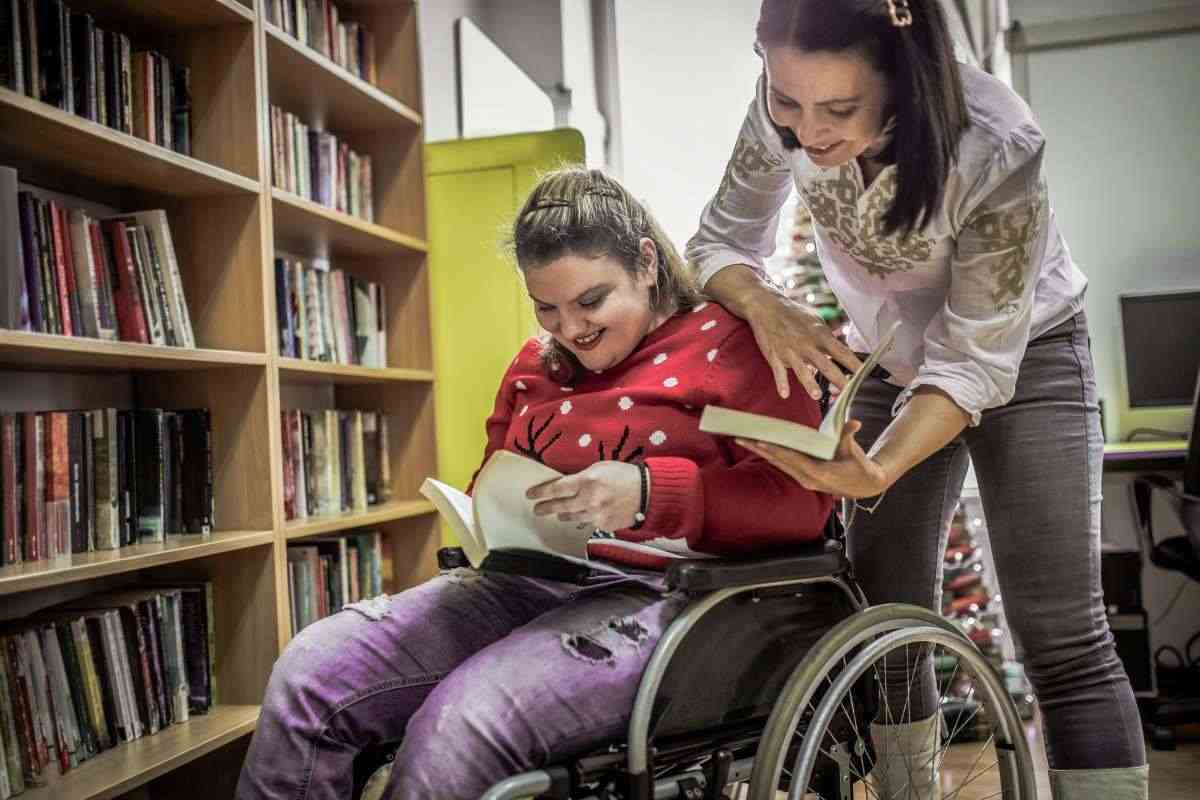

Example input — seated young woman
[235,166,832,800]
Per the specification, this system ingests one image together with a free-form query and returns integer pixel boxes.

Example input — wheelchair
[352,510,1039,800]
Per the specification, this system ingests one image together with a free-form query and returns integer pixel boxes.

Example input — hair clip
[887,0,913,27]
[530,198,574,211]
[582,186,622,199]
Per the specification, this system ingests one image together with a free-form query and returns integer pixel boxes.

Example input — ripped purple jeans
[235,568,683,800]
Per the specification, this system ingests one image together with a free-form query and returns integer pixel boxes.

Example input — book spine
[16,192,43,333]
[47,202,74,337]
[93,25,104,127]
[87,220,118,339]
[0,640,26,794]
[67,412,85,555]
[82,617,117,748]
[1,416,18,566]
[104,221,148,343]
[4,635,39,783]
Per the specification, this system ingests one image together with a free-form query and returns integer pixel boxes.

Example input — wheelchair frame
[481,552,869,800]
[477,539,1037,800]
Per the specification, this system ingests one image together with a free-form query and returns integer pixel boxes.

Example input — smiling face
[763,45,893,168]
[525,239,662,373]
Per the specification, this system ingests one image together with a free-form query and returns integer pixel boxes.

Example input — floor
[827,722,1200,799]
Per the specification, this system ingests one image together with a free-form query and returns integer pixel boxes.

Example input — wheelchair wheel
[749,604,1038,800]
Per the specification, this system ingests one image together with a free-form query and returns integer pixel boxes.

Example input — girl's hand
[737,420,890,500]
[526,461,643,532]
[743,291,864,400]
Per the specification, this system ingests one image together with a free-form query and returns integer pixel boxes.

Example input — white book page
[472,451,592,562]
[817,319,902,439]
[420,478,485,567]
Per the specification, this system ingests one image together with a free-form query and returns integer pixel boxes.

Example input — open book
[420,450,709,574]
[699,320,901,460]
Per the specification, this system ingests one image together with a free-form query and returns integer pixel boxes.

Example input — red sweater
[473,303,833,568]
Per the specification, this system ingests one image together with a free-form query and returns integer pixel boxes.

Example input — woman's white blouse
[686,64,1087,425]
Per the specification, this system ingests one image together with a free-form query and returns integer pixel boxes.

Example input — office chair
[1131,373,1200,749]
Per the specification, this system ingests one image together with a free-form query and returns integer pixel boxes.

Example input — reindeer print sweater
[472,302,833,569]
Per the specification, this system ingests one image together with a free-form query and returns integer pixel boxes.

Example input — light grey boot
[1049,765,1149,799]
[869,715,942,799]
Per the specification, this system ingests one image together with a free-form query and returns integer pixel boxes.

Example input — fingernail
[810,389,821,400]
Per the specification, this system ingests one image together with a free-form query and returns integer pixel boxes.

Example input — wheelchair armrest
[665,540,849,594]
[1133,475,1200,546]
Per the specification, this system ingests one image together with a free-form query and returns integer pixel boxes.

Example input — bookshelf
[0,2,438,798]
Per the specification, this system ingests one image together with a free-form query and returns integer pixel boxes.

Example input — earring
[887,0,913,27]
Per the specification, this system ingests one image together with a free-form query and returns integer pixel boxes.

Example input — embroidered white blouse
[686,64,1088,425]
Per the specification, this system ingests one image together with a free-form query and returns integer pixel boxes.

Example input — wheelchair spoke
[940,731,996,800]
[943,755,1001,800]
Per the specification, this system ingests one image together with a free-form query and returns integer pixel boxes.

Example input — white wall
[417,0,490,141]
[1015,26,1200,441]
[612,0,763,249]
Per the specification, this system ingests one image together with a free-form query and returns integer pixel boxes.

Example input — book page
[419,478,485,567]
[472,451,592,562]
[699,404,836,460]
[817,319,902,439]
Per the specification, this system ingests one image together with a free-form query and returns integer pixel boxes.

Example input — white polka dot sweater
[471,303,833,569]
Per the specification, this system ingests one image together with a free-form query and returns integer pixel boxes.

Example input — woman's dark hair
[509,165,703,382]
[757,0,968,237]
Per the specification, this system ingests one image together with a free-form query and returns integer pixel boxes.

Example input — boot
[869,715,942,799]
[1049,765,1149,799]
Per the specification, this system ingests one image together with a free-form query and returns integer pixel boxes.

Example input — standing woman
[688,1,1147,798]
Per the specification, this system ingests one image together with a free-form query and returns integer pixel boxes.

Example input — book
[699,319,902,461]
[420,450,708,576]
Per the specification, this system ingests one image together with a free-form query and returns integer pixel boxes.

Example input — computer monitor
[1119,289,1200,408]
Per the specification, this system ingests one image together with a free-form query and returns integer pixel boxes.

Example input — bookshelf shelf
[67,0,256,31]
[16,704,260,800]
[277,357,434,385]
[271,188,428,258]
[0,331,269,373]
[284,500,436,540]
[264,23,422,134]
[0,530,275,597]
[0,88,261,198]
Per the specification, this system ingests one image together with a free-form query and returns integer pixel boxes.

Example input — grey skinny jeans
[847,312,1146,770]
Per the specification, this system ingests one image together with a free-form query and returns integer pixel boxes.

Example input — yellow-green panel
[425,129,585,546]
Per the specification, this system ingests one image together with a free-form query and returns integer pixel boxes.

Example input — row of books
[287,531,384,635]
[281,409,391,522]
[0,408,214,566]
[0,0,192,156]
[0,167,197,347]
[265,0,378,87]
[270,105,374,223]
[0,584,215,794]
[275,256,387,367]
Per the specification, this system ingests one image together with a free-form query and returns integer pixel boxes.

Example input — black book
[151,51,163,146]
[36,196,60,334]
[92,24,104,126]
[302,412,315,516]
[58,0,69,114]
[68,11,93,120]
[131,409,164,543]
[82,614,119,746]
[172,585,211,714]
[54,620,99,759]
[178,409,212,533]
[117,410,135,546]
[102,29,119,131]
[170,64,190,156]
[339,412,350,511]
[163,411,179,535]
[67,410,85,554]
[82,410,93,550]
[17,191,42,333]
[34,0,63,109]
[139,597,169,728]
[1,0,23,92]
[18,0,35,100]
[274,257,291,357]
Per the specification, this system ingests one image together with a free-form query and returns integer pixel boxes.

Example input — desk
[1103,439,1188,473]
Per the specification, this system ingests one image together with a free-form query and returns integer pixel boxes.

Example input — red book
[22,412,44,563]
[45,411,71,559]
[2,415,20,565]
[49,202,75,337]
[281,411,295,520]
[4,635,42,783]
[104,221,150,343]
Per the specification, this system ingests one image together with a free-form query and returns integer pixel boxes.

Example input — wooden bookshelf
[283,500,436,540]
[271,188,428,259]
[0,2,437,798]
[16,705,260,800]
